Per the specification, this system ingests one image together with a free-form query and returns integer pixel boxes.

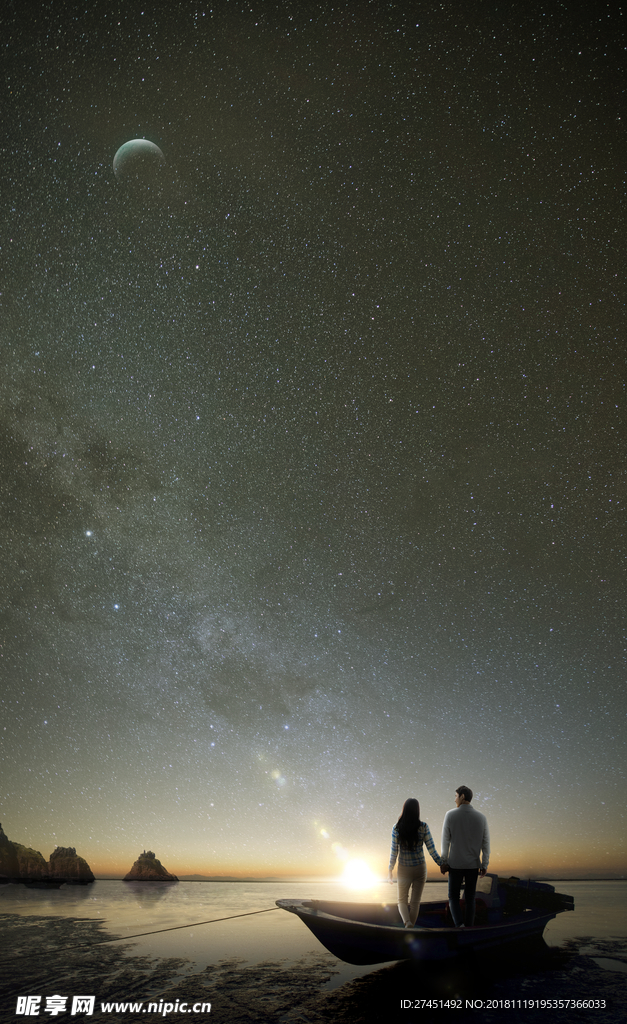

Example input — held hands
[440,862,449,874]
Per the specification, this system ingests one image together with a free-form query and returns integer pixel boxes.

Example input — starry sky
[1,0,625,880]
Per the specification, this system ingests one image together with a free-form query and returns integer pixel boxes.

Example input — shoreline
[1,910,625,1024]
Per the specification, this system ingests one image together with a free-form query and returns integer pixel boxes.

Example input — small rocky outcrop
[49,846,95,883]
[0,824,94,884]
[123,850,178,881]
[1,824,48,881]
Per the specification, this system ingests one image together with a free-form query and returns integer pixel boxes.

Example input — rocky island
[0,823,44,880]
[48,846,95,883]
[0,824,95,885]
[124,850,178,881]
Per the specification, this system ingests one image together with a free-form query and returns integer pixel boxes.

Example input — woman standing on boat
[388,797,444,928]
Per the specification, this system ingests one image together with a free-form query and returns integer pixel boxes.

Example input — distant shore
[89,875,627,883]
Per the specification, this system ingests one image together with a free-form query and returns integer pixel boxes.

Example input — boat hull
[276,898,559,965]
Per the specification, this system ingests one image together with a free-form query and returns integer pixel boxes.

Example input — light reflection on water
[1,879,626,990]
[0,878,404,932]
[1,878,404,991]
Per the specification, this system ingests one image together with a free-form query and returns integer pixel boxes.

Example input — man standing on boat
[440,785,490,928]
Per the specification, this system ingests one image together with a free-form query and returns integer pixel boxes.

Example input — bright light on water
[342,859,377,889]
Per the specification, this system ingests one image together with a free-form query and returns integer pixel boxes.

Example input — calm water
[1,878,626,991]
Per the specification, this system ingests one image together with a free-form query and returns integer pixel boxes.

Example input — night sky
[1,1,625,879]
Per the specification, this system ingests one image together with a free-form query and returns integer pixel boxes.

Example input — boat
[276,874,574,965]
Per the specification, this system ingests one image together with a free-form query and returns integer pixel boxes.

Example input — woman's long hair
[395,798,423,850]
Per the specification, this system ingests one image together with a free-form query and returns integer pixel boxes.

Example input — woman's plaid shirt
[389,821,443,869]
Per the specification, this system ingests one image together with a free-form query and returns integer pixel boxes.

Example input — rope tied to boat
[5,907,282,961]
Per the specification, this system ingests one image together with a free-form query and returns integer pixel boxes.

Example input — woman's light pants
[396,863,427,926]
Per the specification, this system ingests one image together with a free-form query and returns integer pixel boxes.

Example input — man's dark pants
[448,868,479,926]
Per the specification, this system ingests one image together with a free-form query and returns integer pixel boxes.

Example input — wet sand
[2,913,626,1024]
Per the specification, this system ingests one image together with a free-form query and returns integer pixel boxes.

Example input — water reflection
[1,881,626,1020]
[121,880,177,907]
